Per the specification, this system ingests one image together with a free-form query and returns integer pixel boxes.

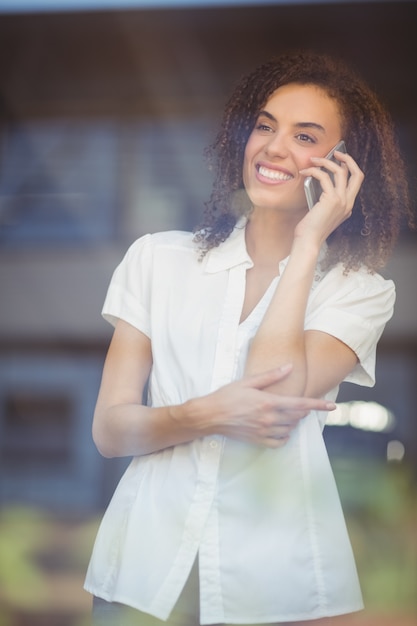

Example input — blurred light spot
[386,440,405,462]
[326,401,395,432]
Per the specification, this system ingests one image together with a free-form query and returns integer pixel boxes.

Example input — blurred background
[0,0,416,624]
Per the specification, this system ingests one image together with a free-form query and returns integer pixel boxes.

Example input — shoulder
[127,230,197,256]
[306,263,396,388]
[319,261,394,293]
[313,262,396,313]
[121,230,198,267]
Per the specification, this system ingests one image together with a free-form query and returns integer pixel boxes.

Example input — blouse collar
[204,216,327,283]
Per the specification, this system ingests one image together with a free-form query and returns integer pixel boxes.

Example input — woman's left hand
[297,149,364,246]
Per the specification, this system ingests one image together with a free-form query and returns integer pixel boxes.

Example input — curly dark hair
[194,50,413,272]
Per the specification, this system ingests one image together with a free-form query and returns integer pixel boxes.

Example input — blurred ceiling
[0,2,415,112]
[0,1,416,203]
[0,0,406,11]
[0,1,416,343]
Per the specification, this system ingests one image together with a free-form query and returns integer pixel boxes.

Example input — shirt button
[209,440,218,449]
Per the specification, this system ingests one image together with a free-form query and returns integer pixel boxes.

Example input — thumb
[244,364,293,390]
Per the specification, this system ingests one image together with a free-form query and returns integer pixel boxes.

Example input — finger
[273,409,309,423]
[262,435,290,449]
[270,425,296,439]
[309,158,348,190]
[268,394,336,413]
[309,150,349,170]
[333,151,365,193]
[243,364,293,390]
[300,165,347,200]
[345,159,364,197]
[308,150,358,181]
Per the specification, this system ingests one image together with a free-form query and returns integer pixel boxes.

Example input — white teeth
[258,165,292,181]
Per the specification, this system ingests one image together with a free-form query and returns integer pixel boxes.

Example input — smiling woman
[84,50,412,626]
[196,51,412,273]
[242,83,343,220]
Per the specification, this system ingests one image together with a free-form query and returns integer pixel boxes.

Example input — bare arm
[245,150,364,398]
[92,320,336,458]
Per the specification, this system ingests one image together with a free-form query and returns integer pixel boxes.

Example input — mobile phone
[304,140,347,210]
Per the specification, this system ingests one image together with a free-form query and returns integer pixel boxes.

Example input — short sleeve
[305,267,395,387]
[101,234,153,337]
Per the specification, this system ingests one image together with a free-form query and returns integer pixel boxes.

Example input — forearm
[92,398,215,458]
[93,368,337,457]
[245,238,320,396]
[93,387,257,458]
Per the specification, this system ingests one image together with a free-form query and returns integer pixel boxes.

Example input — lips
[256,164,293,182]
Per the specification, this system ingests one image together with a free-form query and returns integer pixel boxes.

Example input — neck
[245,208,301,267]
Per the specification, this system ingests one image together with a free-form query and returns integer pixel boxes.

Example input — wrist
[168,396,214,437]
[289,236,321,268]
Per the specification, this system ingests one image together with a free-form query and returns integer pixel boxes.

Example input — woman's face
[243,82,343,216]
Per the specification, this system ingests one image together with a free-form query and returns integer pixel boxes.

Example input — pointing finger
[243,364,293,390]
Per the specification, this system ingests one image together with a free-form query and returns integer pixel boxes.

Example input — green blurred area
[0,507,100,626]
[0,459,416,626]
[333,459,417,614]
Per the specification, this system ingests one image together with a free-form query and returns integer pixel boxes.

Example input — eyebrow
[257,110,326,134]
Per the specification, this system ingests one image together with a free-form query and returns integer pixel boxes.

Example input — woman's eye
[297,133,315,143]
[256,123,273,132]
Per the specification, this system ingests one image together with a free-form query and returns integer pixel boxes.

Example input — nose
[265,132,289,158]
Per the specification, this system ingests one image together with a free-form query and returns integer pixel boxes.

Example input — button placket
[209,264,248,392]
[197,263,247,622]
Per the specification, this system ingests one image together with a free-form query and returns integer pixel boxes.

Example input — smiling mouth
[257,165,293,182]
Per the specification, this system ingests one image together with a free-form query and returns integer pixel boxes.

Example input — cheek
[295,150,314,171]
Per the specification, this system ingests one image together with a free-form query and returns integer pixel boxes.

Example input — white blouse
[84,220,395,624]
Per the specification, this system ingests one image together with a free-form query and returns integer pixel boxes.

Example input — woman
[85,51,412,625]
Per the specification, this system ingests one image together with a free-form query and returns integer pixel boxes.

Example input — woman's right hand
[177,365,335,449]
[297,149,364,247]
